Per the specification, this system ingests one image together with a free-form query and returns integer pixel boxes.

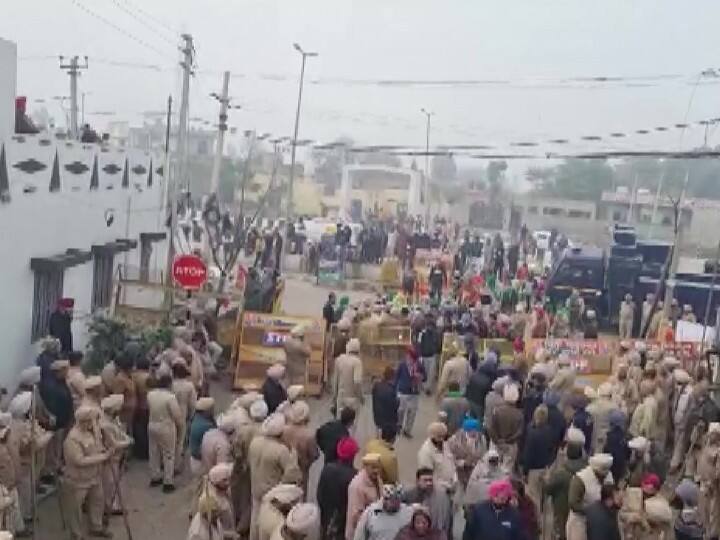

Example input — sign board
[234,312,325,395]
[525,338,616,375]
[172,254,208,290]
[317,259,343,286]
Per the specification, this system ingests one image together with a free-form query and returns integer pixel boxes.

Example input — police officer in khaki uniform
[171,357,197,475]
[332,339,364,415]
[63,405,111,538]
[147,365,183,492]
[99,394,133,518]
[283,326,311,386]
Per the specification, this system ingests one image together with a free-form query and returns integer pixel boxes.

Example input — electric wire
[70,0,177,62]
[107,0,178,46]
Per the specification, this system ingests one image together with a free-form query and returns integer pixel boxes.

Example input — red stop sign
[172,254,208,290]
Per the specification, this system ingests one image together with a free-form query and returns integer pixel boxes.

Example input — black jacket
[315,419,349,463]
[323,302,336,331]
[465,364,495,407]
[40,378,73,429]
[49,310,73,352]
[546,404,567,455]
[464,501,527,540]
[585,502,621,540]
[371,381,398,430]
[522,424,555,473]
[261,378,287,414]
[603,426,629,482]
[317,461,356,540]
[418,327,441,357]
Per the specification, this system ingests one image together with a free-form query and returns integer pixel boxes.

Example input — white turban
[287,385,304,402]
[19,366,41,386]
[249,400,269,421]
[100,394,124,412]
[589,453,614,472]
[83,375,103,391]
[196,397,215,412]
[584,386,598,401]
[503,384,519,403]
[217,413,238,434]
[674,369,691,384]
[662,356,680,368]
[233,391,262,411]
[337,319,351,331]
[285,502,320,535]
[566,427,586,446]
[628,436,648,451]
[267,363,286,380]
[289,401,310,425]
[597,382,613,398]
[346,338,361,354]
[290,325,306,338]
[9,392,32,418]
[261,412,285,437]
[263,483,304,505]
[208,462,233,485]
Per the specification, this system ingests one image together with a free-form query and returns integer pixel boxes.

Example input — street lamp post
[421,108,434,227]
[287,43,318,222]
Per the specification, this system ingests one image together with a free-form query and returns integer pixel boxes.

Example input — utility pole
[209,71,241,195]
[177,34,194,192]
[166,35,194,314]
[159,96,172,229]
[287,43,318,221]
[421,108,434,227]
[59,55,88,139]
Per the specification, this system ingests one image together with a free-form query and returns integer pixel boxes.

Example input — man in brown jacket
[232,399,268,536]
[488,383,523,470]
[284,326,311,386]
[281,401,319,495]
[248,412,302,540]
[63,405,111,538]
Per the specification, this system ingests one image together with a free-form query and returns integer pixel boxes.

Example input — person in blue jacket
[463,478,527,540]
[394,346,426,437]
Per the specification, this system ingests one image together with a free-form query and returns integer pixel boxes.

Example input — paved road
[36,277,434,540]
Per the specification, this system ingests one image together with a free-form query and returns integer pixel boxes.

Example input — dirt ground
[35,277,444,540]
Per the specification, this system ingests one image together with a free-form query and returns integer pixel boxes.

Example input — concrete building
[0,38,167,389]
[0,38,16,143]
[338,164,422,221]
[510,194,604,243]
[128,119,216,156]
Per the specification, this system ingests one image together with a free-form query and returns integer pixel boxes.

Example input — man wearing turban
[249,413,301,540]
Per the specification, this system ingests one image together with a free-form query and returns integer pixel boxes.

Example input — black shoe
[15,530,32,538]
[149,479,162,487]
[89,530,113,538]
[162,484,176,493]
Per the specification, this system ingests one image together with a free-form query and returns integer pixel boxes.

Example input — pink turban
[487,479,513,499]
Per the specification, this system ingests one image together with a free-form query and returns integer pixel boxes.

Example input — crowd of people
[0,215,717,540]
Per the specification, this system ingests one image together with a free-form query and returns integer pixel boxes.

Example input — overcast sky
[3,0,720,161]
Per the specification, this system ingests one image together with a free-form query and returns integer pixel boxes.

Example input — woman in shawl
[394,505,446,540]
